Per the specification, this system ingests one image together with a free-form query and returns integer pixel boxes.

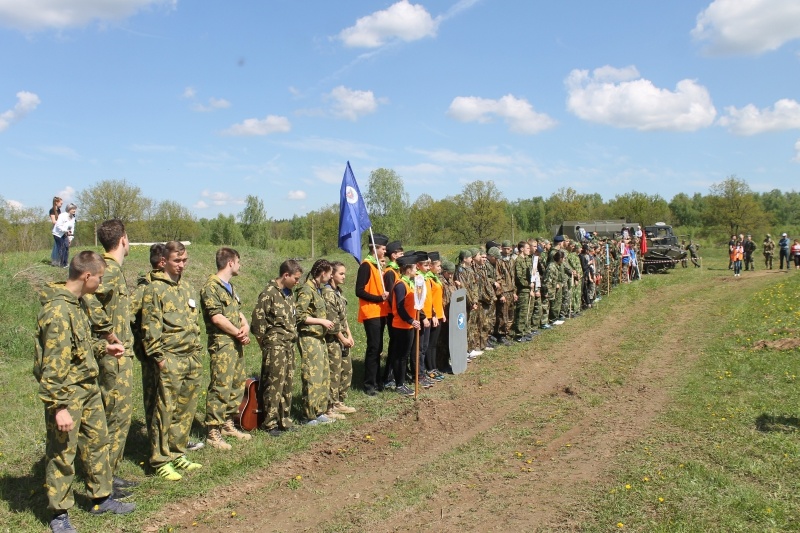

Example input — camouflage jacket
[441,276,456,314]
[200,274,243,348]
[84,254,133,355]
[130,271,155,360]
[496,257,514,295]
[544,261,562,297]
[567,252,582,279]
[295,279,327,339]
[454,264,477,306]
[251,280,297,347]
[763,239,775,255]
[322,283,348,338]
[514,254,532,292]
[140,270,202,362]
[34,282,106,411]
[476,263,495,304]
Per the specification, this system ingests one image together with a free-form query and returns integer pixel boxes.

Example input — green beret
[501,240,513,247]
[441,260,456,272]
[458,249,472,261]
[488,247,501,258]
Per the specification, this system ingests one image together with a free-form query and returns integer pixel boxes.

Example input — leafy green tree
[606,191,671,226]
[364,168,410,241]
[238,194,268,247]
[76,179,153,226]
[705,175,767,235]
[208,214,245,246]
[149,200,198,242]
[452,180,509,244]
[509,197,547,237]
[544,187,589,229]
[0,196,48,252]
[308,204,339,256]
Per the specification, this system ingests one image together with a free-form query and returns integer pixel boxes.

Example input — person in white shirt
[52,203,77,267]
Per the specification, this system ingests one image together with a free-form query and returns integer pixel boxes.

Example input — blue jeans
[55,235,70,267]
[50,235,60,265]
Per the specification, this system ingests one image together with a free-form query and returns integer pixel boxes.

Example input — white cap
[782,232,788,236]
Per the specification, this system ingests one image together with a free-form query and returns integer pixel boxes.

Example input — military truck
[552,220,686,273]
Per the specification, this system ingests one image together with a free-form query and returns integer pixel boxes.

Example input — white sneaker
[469,350,484,357]
[553,320,565,326]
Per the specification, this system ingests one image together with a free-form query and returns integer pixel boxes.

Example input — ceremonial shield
[449,288,468,374]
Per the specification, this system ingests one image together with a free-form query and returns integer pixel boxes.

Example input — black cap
[485,240,499,252]
[553,235,565,243]
[386,241,403,255]
[415,251,429,262]
[397,255,417,267]
[428,251,440,261]
[372,233,389,246]
[403,250,417,257]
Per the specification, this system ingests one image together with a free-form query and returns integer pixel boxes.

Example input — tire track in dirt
[149,271,774,532]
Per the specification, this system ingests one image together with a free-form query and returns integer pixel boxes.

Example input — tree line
[1,174,797,255]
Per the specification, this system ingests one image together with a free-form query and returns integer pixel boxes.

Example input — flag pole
[368,226,386,294]
[414,309,420,400]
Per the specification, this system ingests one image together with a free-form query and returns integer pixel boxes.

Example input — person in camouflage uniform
[474,249,496,351]
[83,220,138,494]
[546,250,565,324]
[567,242,583,317]
[295,259,335,424]
[530,244,547,330]
[455,250,480,356]
[323,261,357,416]
[743,234,757,271]
[200,248,252,450]
[512,241,534,340]
[141,241,204,481]
[763,234,775,269]
[487,247,511,345]
[498,240,517,339]
[35,251,135,532]
[251,260,302,436]
[130,244,165,444]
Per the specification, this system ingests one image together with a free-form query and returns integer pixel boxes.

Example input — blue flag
[338,161,372,262]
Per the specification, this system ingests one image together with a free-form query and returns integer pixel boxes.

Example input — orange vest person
[355,233,389,396]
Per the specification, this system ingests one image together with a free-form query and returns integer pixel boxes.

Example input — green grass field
[1,243,799,532]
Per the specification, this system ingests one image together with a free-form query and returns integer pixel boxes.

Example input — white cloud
[181,86,196,99]
[338,0,438,48]
[280,137,381,160]
[326,86,385,121]
[221,115,291,136]
[565,66,717,132]
[194,200,209,209]
[287,190,307,200]
[39,145,79,160]
[794,139,800,163]
[719,99,800,135]
[199,190,244,207]
[395,162,445,175]
[447,94,557,134]
[692,0,800,55]
[5,199,24,210]
[0,0,176,31]
[412,147,516,166]
[57,186,76,202]
[0,91,40,132]
[193,97,231,112]
[130,143,176,152]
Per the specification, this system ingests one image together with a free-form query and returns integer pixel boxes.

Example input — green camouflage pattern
[323,284,351,403]
[140,270,202,362]
[131,271,157,439]
[251,280,298,346]
[84,254,134,473]
[295,280,330,419]
[34,283,112,512]
[201,274,246,427]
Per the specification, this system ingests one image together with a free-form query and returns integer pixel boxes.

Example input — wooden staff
[414,309,420,400]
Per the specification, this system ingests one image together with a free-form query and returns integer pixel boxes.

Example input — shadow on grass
[0,456,49,523]
[755,413,800,433]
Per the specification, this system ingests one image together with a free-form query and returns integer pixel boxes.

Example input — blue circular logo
[457,313,466,330]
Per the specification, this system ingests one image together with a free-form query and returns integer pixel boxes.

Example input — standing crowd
[32,218,667,533]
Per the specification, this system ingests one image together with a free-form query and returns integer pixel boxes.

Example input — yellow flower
[642,476,649,482]
[625,484,631,490]
[617,522,624,528]
[230,511,237,517]
[295,475,302,481]
[658,497,664,503]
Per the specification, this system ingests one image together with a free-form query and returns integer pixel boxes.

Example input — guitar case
[237,377,264,431]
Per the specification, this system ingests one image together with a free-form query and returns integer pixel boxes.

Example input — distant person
[727,235,736,270]
[763,234,775,269]
[731,238,744,277]
[48,196,62,266]
[792,239,800,270]
[687,240,700,268]
[743,234,757,271]
[34,251,135,533]
[778,233,791,270]
[52,203,77,268]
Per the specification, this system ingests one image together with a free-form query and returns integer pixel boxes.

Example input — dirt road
[147,269,776,532]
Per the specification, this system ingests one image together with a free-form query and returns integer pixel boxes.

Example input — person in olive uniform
[201,248,252,450]
[35,251,135,533]
[251,260,303,436]
[141,241,204,481]
[763,234,775,269]
[323,261,357,416]
[83,219,138,494]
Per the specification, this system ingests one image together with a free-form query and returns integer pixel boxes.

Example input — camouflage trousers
[479,301,495,347]
[764,253,773,269]
[495,292,515,337]
[205,339,245,427]
[548,288,563,322]
[259,342,295,431]
[467,306,481,351]
[140,357,158,442]
[571,279,582,312]
[327,338,352,404]
[98,354,133,474]
[539,293,550,326]
[150,352,202,468]
[561,279,572,318]
[530,292,544,328]
[44,380,112,513]
[513,290,532,338]
[298,335,330,420]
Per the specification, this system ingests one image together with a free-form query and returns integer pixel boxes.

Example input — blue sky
[2,0,799,220]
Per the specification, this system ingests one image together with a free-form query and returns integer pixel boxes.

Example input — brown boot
[325,409,346,420]
[206,428,232,450]
[222,419,252,441]
[333,402,356,414]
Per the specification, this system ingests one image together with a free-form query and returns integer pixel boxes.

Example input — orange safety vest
[423,276,434,318]
[357,259,389,322]
[430,277,444,319]
[392,278,417,330]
